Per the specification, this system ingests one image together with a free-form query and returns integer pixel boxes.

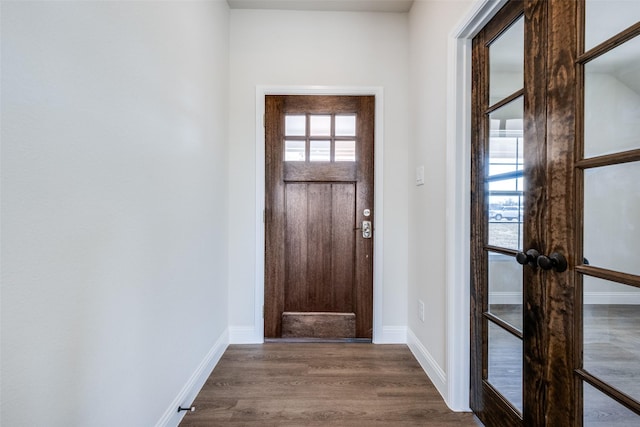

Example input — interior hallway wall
[1,1,230,425]
[228,8,410,341]
[407,0,474,398]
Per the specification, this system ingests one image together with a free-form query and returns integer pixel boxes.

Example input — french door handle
[537,252,568,272]
[516,249,540,268]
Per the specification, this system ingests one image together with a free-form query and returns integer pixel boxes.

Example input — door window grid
[284,114,356,162]
[474,2,640,425]
[577,4,640,422]
[480,11,526,418]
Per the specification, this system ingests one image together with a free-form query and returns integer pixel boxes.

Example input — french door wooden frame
[471,1,577,425]
[573,2,640,422]
[472,1,640,425]
[471,3,532,424]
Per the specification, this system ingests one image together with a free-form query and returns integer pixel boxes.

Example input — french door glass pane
[583,381,640,426]
[582,4,640,424]
[584,35,640,158]
[583,161,640,276]
[585,0,640,51]
[487,199,523,250]
[488,321,523,413]
[488,97,524,250]
[489,15,524,104]
[488,252,523,331]
[583,277,640,401]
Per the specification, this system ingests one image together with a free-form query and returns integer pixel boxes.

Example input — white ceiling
[227,0,415,13]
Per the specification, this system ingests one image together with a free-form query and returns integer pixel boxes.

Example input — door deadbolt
[362,221,372,238]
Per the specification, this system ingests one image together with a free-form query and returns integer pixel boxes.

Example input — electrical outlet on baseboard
[418,299,425,322]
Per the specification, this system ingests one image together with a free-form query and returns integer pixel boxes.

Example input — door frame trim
[445,0,507,411]
[254,86,386,343]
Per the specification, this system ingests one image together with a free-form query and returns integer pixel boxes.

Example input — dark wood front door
[264,95,374,340]
[471,1,640,425]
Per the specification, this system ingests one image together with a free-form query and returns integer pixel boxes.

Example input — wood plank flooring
[179,343,481,427]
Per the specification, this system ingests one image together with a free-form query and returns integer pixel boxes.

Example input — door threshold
[264,338,372,344]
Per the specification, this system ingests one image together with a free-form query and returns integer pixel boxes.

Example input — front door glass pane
[584,35,640,158]
[310,115,331,136]
[335,140,356,162]
[285,115,306,136]
[309,140,331,162]
[583,161,640,276]
[285,140,305,161]
[583,277,640,401]
[335,115,356,136]
[488,321,523,413]
[489,15,524,104]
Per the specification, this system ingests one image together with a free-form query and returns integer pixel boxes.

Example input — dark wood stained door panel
[283,183,356,313]
[265,95,374,339]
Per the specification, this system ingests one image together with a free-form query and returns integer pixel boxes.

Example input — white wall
[1,1,230,426]
[228,9,410,340]
[407,0,473,391]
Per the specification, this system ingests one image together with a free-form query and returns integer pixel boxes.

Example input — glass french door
[576,1,640,424]
[471,0,640,425]
[471,2,530,425]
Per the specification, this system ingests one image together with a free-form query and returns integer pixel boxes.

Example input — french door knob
[537,252,568,272]
[516,249,540,268]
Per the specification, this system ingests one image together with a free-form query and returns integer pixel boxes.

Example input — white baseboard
[490,292,640,305]
[584,292,640,305]
[155,329,229,427]
[228,325,408,344]
[229,326,263,344]
[488,292,522,305]
[374,326,407,344]
[407,328,447,400]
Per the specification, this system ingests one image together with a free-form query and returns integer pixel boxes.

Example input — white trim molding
[229,326,263,344]
[407,328,447,398]
[445,0,508,412]
[378,326,407,344]
[253,86,385,343]
[155,330,229,427]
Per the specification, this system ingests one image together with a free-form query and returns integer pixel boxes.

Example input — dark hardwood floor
[180,343,481,426]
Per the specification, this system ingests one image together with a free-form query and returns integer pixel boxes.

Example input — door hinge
[263,113,266,128]
[263,209,266,223]
[262,305,265,318]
